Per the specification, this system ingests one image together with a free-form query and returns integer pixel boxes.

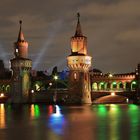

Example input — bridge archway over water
[93,94,128,104]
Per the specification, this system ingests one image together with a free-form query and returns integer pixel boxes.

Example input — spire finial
[19,20,22,25]
[18,20,24,41]
[75,12,83,37]
[77,12,80,23]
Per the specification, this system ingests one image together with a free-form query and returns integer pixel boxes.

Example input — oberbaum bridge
[0,13,140,104]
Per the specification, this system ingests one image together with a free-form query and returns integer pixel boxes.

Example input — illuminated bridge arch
[105,83,111,90]
[111,81,117,90]
[1,85,5,91]
[124,82,130,91]
[0,84,11,93]
[117,82,123,90]
[98,82,106,90]
[131,81,137,91]
[5,85,11,92]
[92,82,98,91]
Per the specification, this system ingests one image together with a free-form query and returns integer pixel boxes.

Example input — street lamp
[49,82,52,86]
[111,92,115,96]
[0,93,4,97]
[54,75,58,80]
[109,73,113,78]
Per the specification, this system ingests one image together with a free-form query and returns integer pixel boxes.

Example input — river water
[0,104,140,140]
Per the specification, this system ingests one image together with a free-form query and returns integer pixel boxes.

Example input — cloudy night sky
[0,0,140,74]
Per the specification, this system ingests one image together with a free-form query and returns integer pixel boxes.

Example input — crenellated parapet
[90,71,137,92]
[11,58,32,70]
[67,55,91,72]
[91,72,135,82]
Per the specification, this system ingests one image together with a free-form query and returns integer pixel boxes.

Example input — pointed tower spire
[18,20,25,41]
[75,13,83,37]
[15,20,28,58]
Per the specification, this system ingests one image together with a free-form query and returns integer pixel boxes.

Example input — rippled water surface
[0,104,140,140]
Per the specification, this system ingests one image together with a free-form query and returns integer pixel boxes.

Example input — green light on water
[128,104,138,111]
[128,104,139,140]
[98,105,107,117]
[7,105,11,110]
[34,105,40,118]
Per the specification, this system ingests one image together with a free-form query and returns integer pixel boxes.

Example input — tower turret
[67,13,92,104]
[14,20,28,58]
[71,13,87,55]
[10,21,32,103]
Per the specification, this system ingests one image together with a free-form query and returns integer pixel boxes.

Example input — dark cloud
[0,0,140,73]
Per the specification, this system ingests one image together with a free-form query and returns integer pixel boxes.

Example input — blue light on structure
[48,105,65,135]
[58,70,69,80]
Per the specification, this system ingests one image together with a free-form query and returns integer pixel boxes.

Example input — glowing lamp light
[0,93,4,97]
[31,90,34,93]
[16,49,18,53]
[49,82,52,86]
[109,74,113,78]
[111,92,115,96]
[126,98,129,103]
[132,81,136,84]
[54,75,58,80]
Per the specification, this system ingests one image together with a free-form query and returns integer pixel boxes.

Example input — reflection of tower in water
[30,104,40,119]
[0,104,6,129]
[48,105,65,135]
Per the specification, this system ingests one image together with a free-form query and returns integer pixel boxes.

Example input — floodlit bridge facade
[91,73,136,92]
[90,72,137,100]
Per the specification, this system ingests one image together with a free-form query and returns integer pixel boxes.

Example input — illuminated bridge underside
[93,95,128,104]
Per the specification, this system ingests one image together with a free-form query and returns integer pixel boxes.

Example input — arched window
[124,82,130,91]
[111,82,117,90]
[99,82,105,90]
[74,72,77,80]
[5,85,11,93]
[2,85,5,92]
[92,82,98,91]
[118,82,123,90]
[131,81,137,91]
[106,83,111,90]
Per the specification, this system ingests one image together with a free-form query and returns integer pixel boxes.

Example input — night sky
[0,0,140,74]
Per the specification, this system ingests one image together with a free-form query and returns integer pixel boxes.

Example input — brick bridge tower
[10,21,32,103]
[67,13,92,104]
